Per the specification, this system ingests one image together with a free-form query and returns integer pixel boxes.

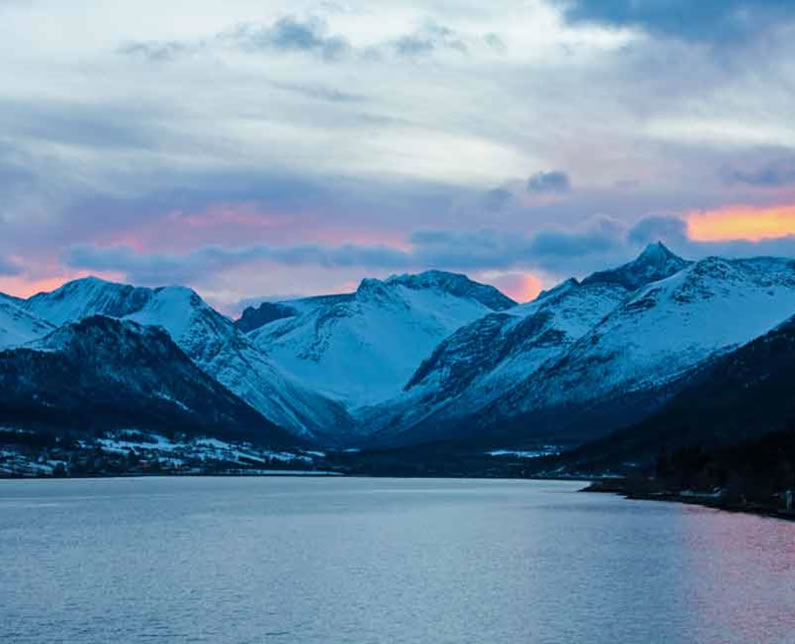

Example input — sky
[2,0,795,312]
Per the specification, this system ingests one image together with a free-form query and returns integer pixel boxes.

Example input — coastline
[581,479,795,522]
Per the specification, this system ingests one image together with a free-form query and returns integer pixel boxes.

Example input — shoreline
[581,479,795,522]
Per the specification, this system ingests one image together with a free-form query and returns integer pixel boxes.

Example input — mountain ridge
[0,315,296,446]
[5,244,795,458]
[245,269,518,407]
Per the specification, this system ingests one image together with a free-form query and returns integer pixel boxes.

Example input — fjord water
[1,478,793,644]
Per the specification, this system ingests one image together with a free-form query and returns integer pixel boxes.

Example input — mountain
[580,241,691,290]
[459,254,795,447]
[556,314,795,472]
[21,278,351,442]
[0,293,55,349]
[243,270,516,407]
[0,316,295,446]
[7,243,795,457]
[366,244,691,445]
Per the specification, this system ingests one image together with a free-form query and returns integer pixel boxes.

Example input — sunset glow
[687,205,795,242]
[483,272,543,303]
[0,270,125,299]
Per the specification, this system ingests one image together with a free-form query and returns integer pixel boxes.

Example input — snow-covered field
[0,430,329,478]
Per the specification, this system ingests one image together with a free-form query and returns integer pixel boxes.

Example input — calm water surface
[1,477,793,643]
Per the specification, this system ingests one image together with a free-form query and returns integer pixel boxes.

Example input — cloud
[627,215,689,246]
[270,82,366,103]
[483,33,506,53]
[388,22,469,58]
[527,170,571,194]
[227,16,352,61]
[53,211,795,298]
[119,15,496,65]
[65,242,413,285]
[118,40,197,63]
[550,0,795,43]
[0,98,161,152]
[0,255,22,276]
[482,187,513,211]
[64,216,634,283]
[722,158,795,187]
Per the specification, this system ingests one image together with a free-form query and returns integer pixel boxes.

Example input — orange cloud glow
[687,204,795,242]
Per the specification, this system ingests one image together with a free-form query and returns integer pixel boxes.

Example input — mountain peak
[637,241,679,264]
[581,241,690,291]
[381,270,516,310]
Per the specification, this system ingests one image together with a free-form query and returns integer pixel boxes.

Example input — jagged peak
[636,241,681,264]
[581,241,691,291]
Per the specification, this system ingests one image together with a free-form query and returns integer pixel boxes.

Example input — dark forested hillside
[556,315,795,472]
[0,315,296,447]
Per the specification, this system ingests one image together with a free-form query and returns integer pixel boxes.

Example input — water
[1,477,793,644]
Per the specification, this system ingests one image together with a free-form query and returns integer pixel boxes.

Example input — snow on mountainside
[363,243,688,440]
[9,242,795,451]
[0,294,54,349]
[244,270,516,407]
[466,254,795,445]
[561,313,795,468]
[21,278,351,441]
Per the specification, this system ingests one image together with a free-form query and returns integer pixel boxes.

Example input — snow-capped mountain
[21,278,351,441]
[561,312,795,470]
[242,270,516,407]
[365,243,689,442]
[0,315,294,446]
[6,242,795,454]
[416,251,795,447]
[0,293,54,349]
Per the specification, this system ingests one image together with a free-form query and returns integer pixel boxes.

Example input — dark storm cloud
[550,0,795,43]
[527,171,571,194]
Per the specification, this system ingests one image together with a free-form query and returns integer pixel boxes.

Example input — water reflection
[0,478,792,643]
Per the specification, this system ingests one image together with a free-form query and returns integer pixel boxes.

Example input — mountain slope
[245,270,516,407]
[22,278,351,442]
[0,316,295,446]
[466,254,795,446]
[0,294,54,349]
[559,314,795,470]
[366,243,690,444]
